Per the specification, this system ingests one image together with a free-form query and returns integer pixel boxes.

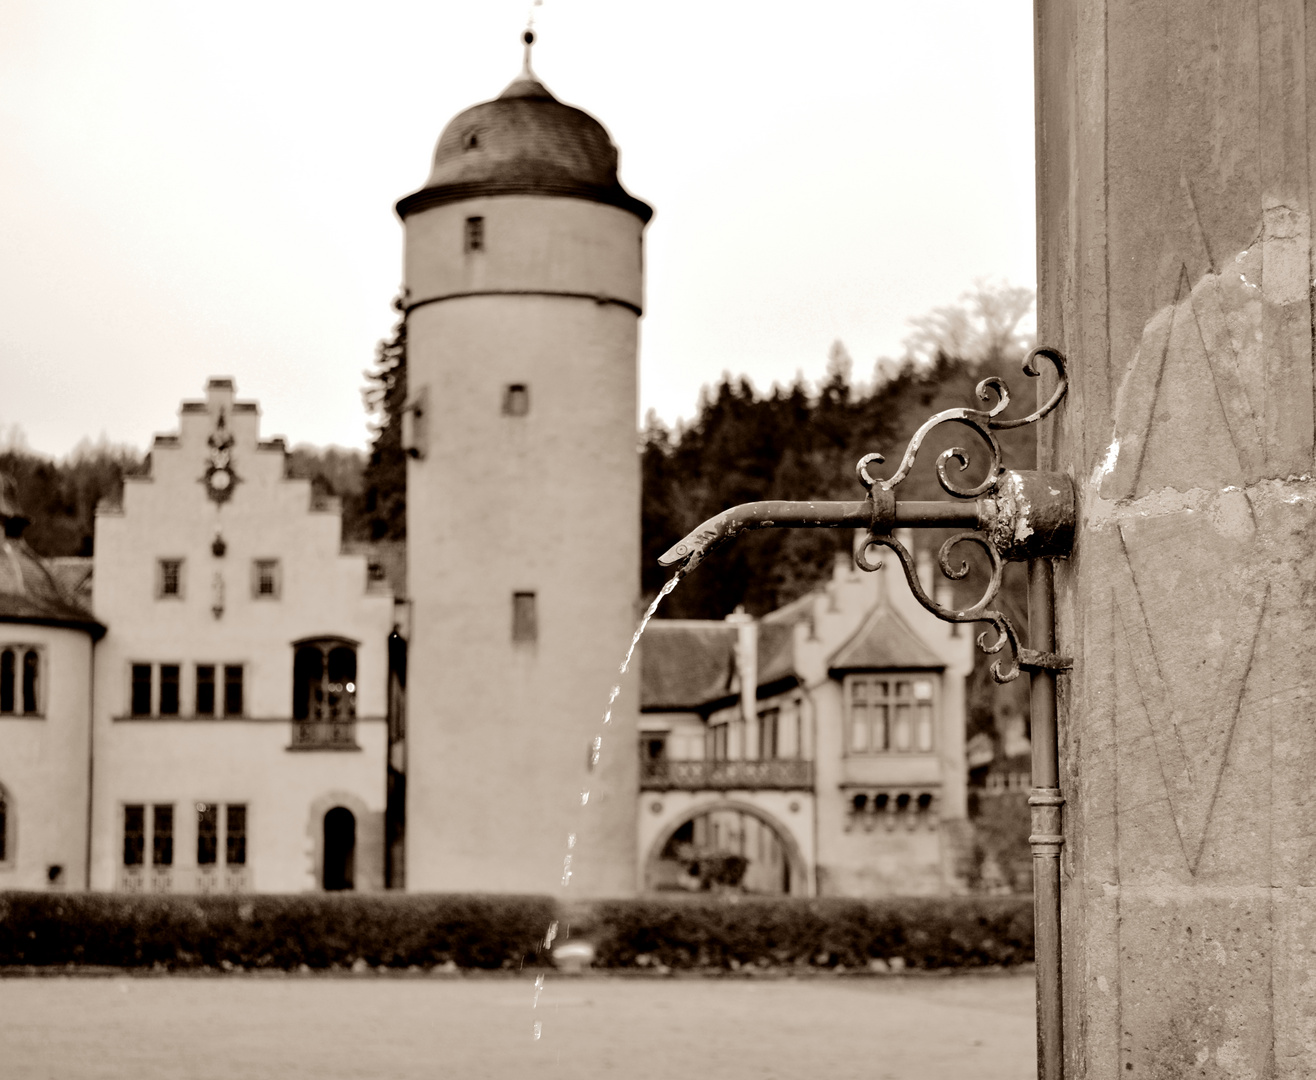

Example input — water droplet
[561,853,573,886]
[588,736,602,768]
[543,921,558,949]
[533,973,545,1008]
[533,1020,542,1041]
[580,789,590,805]
[567,833,576,849]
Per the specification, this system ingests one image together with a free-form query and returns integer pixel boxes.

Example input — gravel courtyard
[0,971,1034,1080]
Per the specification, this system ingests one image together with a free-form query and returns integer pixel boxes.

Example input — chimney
[725,605,757,732]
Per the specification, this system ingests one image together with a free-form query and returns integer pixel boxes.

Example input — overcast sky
[0,1,1036,458]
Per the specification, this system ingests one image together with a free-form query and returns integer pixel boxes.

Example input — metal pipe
[1027,558,1063,1080]
[657,499,982,568]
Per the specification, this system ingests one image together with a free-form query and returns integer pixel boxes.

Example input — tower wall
[403,194,643,896]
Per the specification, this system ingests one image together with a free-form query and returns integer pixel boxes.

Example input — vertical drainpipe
[797,679,820,898]
[1028,558,1063,1080]
[84,632,97,890]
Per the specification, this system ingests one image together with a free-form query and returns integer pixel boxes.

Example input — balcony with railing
[289,719,359,750]
[640,756,813,792]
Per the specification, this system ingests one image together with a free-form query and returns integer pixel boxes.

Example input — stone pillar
[1036,2,1316,1075]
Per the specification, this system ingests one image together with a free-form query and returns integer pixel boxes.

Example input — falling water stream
[533,570,685,1041]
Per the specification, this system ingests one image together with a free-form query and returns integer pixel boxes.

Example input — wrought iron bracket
[658,346,1075,682]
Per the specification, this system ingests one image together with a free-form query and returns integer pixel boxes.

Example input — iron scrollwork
[853,346,1069,683]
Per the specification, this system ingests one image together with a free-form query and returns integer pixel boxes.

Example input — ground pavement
[0,971,1034,1079]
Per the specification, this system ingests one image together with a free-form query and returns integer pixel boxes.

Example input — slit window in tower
[503,384,529,416]
[464,216,484,252]
[512,592,537,644]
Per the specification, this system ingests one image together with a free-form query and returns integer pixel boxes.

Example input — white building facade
[638,545,974,897]
[87,380,395,894]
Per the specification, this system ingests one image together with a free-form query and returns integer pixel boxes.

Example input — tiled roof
[397,73,651,223]
[47,557,93,608]
[640,621,737,712]
[828,604,944,673]
[0,539,104,638]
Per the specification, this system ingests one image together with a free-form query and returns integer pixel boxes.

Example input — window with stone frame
[846,675,937,755]
[195,665,215,716]
[226,804,247,865]
[0,645,42,716]
[123,805,146,866]
[252,559,280,599]
[292,640,357,720]
[130,664,152,716]
[157,558,184,599]
[196,803,219,865]
[223,666,244,717]
[159,664,181,716]
[152,804,173,867]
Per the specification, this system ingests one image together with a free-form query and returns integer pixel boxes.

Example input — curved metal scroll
[856,345,1068,499]
[854,346,1067,682]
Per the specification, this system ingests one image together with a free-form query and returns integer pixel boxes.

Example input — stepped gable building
[395,33,651,895]
[88,379,397,894]
[638,542,973,896]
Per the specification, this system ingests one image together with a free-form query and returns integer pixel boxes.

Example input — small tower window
[512,592,537,644]
[503,384,530,416]
[464,216,484,252]
[463,130,479,150]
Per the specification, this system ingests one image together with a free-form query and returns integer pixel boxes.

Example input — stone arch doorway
[646,801,806,896]
[323,806,356,891]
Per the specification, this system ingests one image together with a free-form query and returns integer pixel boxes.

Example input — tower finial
[522,0,542,76]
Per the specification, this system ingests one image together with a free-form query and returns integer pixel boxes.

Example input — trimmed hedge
[0,892,1032,971]
[577,895,1033,971]
[0,893,556,970]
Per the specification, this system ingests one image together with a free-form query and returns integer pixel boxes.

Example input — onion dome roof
[396,44,652,223]
[0,481,104,638]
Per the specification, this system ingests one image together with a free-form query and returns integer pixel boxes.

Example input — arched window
[323,806,356,891]
[292,639,358,720]
[0,647,41,716]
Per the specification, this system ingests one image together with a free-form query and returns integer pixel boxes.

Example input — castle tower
[396,35,651,894]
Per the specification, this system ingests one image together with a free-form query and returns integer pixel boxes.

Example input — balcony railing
[289,719,358,750]
[117,866,250,893]
[640,757,814,791]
